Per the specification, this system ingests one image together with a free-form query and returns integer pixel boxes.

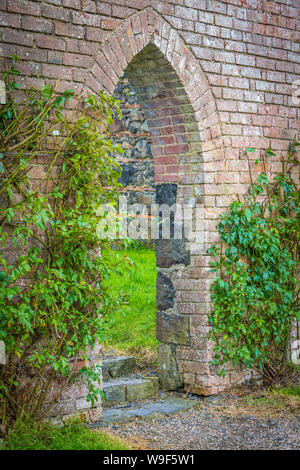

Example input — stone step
[95,396,203,424]
[102,355,136,380]
[103,376,159,407]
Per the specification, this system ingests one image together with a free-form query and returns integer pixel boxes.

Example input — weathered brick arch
[83,7,222,152]
[82,8,247,395]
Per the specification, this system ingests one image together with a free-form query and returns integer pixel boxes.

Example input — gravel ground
[102,396,300,450]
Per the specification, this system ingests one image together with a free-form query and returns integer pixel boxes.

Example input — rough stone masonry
[0,0,299,419]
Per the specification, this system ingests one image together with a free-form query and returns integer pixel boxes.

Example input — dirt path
[101,394,300,450]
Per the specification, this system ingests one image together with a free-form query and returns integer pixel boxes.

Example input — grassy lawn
[2,421,129,450]
[102,247,159,365]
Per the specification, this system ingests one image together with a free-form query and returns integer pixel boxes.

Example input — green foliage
[0,68,128,422]
[208,143,299,382]
[279,385,300,398]
[103,248,158,364]
[117,237,153,251]
[3,419,128,450]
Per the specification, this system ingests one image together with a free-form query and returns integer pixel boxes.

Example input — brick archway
[84,8,233,395]
[83,7,221,153]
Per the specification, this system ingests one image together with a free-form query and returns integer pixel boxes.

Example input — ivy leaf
[55,110,65,122]
[245,208,251,223]
[265,146,275,157]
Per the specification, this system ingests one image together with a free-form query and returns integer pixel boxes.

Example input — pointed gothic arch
[83,8,234,395]
[84,7,222,152]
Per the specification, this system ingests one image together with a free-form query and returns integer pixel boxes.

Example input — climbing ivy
[208,143,299,382]
[0,67,130,424]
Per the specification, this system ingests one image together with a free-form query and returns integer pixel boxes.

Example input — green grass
[3,420,129,450]
[278,385,300,398]
[103,248,159,364]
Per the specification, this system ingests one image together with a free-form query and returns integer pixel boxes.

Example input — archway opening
[104,43,203,390]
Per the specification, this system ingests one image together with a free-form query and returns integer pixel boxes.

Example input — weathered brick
[22,16,54,33]
[215,51,235,63]
[203,36,224,49]
[63,53,91,68]
[7,0,40,15]
[55,21,84,38]
[41,4,71,21]
[223,88,244,100]
[112,4,135,18]
[281,5,298,18]
[0,11,21,27]
[81,0,96,13]
[206,0,226,14]
[42,63,72,80]
[184,0,206,9]
[96,2,111,15]
[72,11,101,26]
[2,29,33,46]
[35,33,66,51]
[225,40,245,52]
[85,27,105,42]
[228,77,249,89]
[175,5,197,21]
[62,0,81,9]
[48,50,63,64]
[215,14,233,28]
[101,15,121,30]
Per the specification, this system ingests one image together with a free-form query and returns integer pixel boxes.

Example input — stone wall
[0,0,299,399]
[112,73,156,211]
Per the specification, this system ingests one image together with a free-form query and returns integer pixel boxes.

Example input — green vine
[208,143,299,383]
[0,67,129,424]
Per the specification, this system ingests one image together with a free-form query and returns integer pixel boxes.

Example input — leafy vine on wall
[0,66,129,425]
[208,143,299,382]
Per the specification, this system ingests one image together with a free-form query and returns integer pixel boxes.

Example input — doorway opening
[103,42,202,388]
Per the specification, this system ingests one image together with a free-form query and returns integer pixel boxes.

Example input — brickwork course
[0,0,299,405]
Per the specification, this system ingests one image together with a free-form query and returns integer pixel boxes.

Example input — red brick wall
[1,0,299,395]
[1,0,298,190]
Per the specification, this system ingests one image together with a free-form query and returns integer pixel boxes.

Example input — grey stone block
[102,355,136,380]
[126,379,155,402]
[103,377,157,406]
[145,376,159,389]
[103,380,126,406]
[156,311,189,345]
[157,344,182,391]
[100,408,133,424]
[99,397,202,424]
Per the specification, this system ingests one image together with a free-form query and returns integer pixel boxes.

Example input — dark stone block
[155,183,186,242]
[128,121,140,133]
[156,272,175,311]
[119,164,136,186]
[156,239,190,267]
[156,311,189,345]
[155,183,177,206]
[145,166,154,180]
